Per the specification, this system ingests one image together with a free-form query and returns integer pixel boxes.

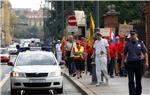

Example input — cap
[95,32,102,36]
[130,30,138,35]
[76,40,81,44]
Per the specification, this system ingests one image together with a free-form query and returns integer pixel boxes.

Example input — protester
[86,45,94,75]
[116,36,126,76]
[55,40,62,64]
[71,40,85,79]
[64,35,76,75]
[60,37,67,61]
[108,38,117,78]
[124,30,149,95]
[93,32,109,86]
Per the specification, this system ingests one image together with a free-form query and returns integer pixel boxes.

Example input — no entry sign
[68,15,77,26]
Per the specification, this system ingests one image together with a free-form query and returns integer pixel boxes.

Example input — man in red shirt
[116,36,125,76]
[108,38,117,77]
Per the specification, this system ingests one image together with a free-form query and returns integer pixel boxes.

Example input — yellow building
[0,0,12,46]
[0,0,5,46]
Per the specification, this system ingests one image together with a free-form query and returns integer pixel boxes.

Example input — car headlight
[49,71,62,77]
[11,71,25,77]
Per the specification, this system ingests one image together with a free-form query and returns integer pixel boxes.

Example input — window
[15,53,57,66]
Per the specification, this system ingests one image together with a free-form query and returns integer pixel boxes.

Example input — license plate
[29,79,46,83]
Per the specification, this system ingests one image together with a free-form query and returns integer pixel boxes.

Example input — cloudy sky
[9,0,44,10]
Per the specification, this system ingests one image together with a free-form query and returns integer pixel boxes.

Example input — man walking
[93,32,109,86]
[124,30,149,95]
[65,35,76,75]
[108,38,117,78]
[55,40,62,64]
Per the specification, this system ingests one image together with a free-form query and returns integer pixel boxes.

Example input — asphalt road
[0,55,16,80]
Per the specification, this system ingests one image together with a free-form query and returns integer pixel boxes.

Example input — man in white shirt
[64,35,76,75]
[55,40,62,63]
[93,32,109,86]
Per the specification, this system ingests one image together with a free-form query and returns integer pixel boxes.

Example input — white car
[8,51,63,94]
[7,44,18,54]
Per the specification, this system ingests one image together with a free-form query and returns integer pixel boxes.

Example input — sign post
[67,15,78,33]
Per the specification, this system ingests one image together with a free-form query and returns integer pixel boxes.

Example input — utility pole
[71,1,74,15]
[92,1,100,84]
[94,1,100,33]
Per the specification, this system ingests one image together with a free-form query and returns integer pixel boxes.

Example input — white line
[0,74,10,88]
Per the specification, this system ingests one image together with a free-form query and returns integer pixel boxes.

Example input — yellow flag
[87,15,95,48]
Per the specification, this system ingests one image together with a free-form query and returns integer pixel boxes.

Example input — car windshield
[0,49,8,54]
[9,45,16,48]
[15,53,57,66]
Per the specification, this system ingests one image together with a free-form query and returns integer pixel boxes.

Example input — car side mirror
[7,62,14,66]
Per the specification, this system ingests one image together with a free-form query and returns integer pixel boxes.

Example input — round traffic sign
[68,15,77,26]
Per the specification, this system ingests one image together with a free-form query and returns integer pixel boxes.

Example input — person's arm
[71,47,75,58]
[141,42,149,70]
[106,46,110,60]
[123,42,128,67]
[144,53,149,70]
[114,44,118,59]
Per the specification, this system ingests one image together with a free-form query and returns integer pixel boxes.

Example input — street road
[0,55,16,80]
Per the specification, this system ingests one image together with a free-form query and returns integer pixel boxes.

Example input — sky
[9,0,44,10]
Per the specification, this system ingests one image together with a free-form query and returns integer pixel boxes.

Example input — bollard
[91,58,97,84]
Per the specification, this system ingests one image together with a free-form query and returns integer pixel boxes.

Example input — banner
[119,24,133,36]
[74,10,86,26]
[100,28,115,37]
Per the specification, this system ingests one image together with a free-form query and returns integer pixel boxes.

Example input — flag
[110,28,116,43]
[87,15,95,48]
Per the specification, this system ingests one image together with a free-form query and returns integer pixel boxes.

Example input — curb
[63,72,96,95]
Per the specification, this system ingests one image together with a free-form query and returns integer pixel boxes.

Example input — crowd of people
[54,30,149,95]
[55,33,128,80]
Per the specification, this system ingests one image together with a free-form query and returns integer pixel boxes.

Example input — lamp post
[91,1,100,84]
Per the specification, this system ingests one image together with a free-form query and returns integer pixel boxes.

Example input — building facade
[0,0,12,46]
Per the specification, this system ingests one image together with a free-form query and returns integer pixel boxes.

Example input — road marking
[0,74,10,88]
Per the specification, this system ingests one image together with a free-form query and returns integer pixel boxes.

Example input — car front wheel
[11,88,19,95]
[55,85,63,94]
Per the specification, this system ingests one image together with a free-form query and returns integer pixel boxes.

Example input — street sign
[67,15,77,26]
[67,15,78,32]
[67,26,78,32]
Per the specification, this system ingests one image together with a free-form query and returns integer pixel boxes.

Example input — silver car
[7,44,18,54]
[8,51,63,94]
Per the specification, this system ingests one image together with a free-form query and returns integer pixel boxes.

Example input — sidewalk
[63,68,150,95]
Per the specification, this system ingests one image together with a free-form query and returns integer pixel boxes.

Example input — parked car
[7,44,18,54]
[8,51,63,94]
[0,48,10,62]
